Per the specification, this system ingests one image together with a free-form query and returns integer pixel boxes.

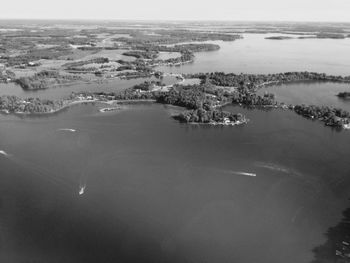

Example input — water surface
[156,34,350,75]
[1,103,349,263]
[259,81,350,112]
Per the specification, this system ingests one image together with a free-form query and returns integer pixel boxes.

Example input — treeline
[294,105,350,128]
[0,69,15,82]
[118,43,220,67]
[133,81,163,91]
[122,51,158,59]
[113,29,241,46]
[3,46,73,66]
[161,51,194,66]
[156,85,211,110]
[63,57,109,69]
[114,59,154,77]
[174,108,247,124]
[121,44,220,67]
[94,88,157,101]
[15,71,81,90]
[231,92,277,106]
[0,95,64,113]
[174,43,220,52]
[131,43,220,53]
[190,71,350,88]
[337,92,350,98]
[315,33,345,39]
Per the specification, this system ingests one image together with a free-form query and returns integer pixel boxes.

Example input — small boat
[79,185,86,195]
[99,107,120,113]
[231,171,257,177]
[238,172,257,177]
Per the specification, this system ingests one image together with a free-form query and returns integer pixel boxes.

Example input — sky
[1,0,350,22]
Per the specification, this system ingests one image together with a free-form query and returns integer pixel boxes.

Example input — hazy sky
[1,0,350,22]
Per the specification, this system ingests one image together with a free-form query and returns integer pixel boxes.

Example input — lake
[0,103,350,263]
[259,81,350,112]
[156,34,350,76]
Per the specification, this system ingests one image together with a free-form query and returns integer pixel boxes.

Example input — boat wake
[0,150,11,157]
[255,162,290,173]
[58,128,76,132]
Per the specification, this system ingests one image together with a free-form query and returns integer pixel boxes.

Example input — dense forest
[174,108,247,125]
[337,92,350,99]
[190,72,350,88]
[15,70,82,90]
[0,95,64,113]
[294,105,350,128]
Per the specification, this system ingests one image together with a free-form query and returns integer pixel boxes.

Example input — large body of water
[1,32,350,263]
[156,34,350,76]
[1,103,350,263]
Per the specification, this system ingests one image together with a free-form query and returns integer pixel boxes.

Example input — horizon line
[1,17,350,24]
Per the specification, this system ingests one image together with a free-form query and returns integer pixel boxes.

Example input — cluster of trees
[122,51,158,59]
[265,36,293,40]
[174,108,246,124]
[115,59,154,76]
[154,84,277,110]
[113,29,240,46]
[15,70,81,90]
[337,92,350,99]
[63,57,109,69]
[111,88,157,101]
[0,95,64,113]
[124,43,220,67]
[117,71,153,80]
[161,51,194,66]
[116,65,134,71]
[190,72,350,88]
[133,81,163,91]
[156,85,213,110]
[172,43,220,53]
[231,92,277,106]
[154,85,249,124]
[4,46,73,66]
[294,104,350,127]
[131,43,219,54]
[0,69,15,82]
[315,33,346,39]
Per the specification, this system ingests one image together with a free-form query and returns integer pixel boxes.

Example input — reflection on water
[312,205,350,263]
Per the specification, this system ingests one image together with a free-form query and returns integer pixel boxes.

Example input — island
[337,92,350,99]
[265,36,294,40]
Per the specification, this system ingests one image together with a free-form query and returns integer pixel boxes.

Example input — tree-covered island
[337,92,350,99]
